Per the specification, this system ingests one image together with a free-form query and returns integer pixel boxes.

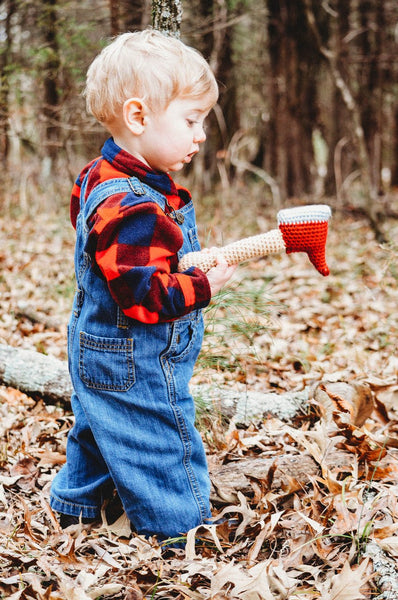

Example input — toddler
[50,29,235,542]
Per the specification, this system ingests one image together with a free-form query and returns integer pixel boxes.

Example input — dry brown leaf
[34,448,66,467]
[296,510,325,534]
[216,492,259,539]
[328,495,362,536]
[97,509,132,537]
[373,522,398,540]
[123,586,145,600]
[210,560,278,600]
[86,583,124,599]
[313,381,374,428]
[316,558,371,599]
[9,456,39,491]
[87,540,121,568]
[185,523,224,559]
[371,460,398,482]
[377,535,398,557]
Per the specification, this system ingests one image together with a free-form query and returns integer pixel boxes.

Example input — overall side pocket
[79,332,135,391]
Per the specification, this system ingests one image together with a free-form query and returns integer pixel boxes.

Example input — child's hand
[205,251,236,296]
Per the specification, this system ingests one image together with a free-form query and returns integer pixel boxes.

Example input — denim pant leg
[65,369,211,540]
[51,314,211,540]
[50,392,114,519]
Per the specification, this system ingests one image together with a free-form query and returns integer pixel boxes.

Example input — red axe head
[277,205,331,276]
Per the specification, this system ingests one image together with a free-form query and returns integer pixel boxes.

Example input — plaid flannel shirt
[70,138,211,323]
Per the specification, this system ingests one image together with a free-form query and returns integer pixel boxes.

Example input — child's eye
[186,119,198,127]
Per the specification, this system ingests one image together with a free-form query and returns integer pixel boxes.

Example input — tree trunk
[324,0,351,198]
[110,0,151,35]
[122,0,151,31]
[0,0,15,168]
[264,0,319,201]
[40,0,60,164]
[266,0,288,201]
[303,0,386,242]
[357,0,385,196]
[198,0,239,190]
[392,106,398,187]
[151,0,182,37]
[109,0,119,35]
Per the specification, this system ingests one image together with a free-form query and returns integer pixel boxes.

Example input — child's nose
[194,124,206,144]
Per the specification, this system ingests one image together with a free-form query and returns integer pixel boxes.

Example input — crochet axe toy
[178,204,331,276]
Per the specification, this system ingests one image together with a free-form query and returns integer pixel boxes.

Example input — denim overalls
[50,174,211,540]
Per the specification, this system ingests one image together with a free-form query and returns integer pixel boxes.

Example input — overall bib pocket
[162,311,203,364]
[79,332,135,391]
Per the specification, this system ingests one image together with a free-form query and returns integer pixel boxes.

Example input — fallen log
[191,383,309,424]
[365,541,398,599]
[0,344,375,428]
[0,343,310,420]
[209,453,319,503]
[0,344,72,404]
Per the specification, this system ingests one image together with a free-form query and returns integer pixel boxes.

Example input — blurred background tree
[0,0,397,237]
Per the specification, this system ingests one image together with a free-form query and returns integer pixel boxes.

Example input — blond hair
[85,29,218,125]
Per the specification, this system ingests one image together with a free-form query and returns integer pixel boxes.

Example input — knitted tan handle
[178,229,285,272]
[178,204,331,276]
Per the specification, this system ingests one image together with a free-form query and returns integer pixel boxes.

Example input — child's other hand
[205,251,236,296]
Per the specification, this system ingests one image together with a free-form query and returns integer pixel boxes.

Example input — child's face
[138,97,210,172]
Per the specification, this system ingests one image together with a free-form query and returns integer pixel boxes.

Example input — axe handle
[178,229,285,273]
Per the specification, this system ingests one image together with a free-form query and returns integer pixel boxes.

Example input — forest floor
[0,192,398,599]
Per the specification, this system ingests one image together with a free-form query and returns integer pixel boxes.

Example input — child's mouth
[185,152,197,163]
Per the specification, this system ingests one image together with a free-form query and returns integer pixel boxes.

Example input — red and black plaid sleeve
[70,140,211,324]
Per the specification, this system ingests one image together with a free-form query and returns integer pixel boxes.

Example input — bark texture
[152,0,182,37]
[0,345,72,403]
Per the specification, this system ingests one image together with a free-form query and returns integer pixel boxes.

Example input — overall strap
[79,158,100,213]
[80,175,167,225]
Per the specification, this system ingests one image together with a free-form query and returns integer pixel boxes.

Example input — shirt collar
[101,137,191,200]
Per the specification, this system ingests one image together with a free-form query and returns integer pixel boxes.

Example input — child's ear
[123,98,147,135]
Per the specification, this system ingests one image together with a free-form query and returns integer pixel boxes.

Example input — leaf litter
[0,205,398,598]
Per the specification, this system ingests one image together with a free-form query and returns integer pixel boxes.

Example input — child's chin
[167,163,185,172]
